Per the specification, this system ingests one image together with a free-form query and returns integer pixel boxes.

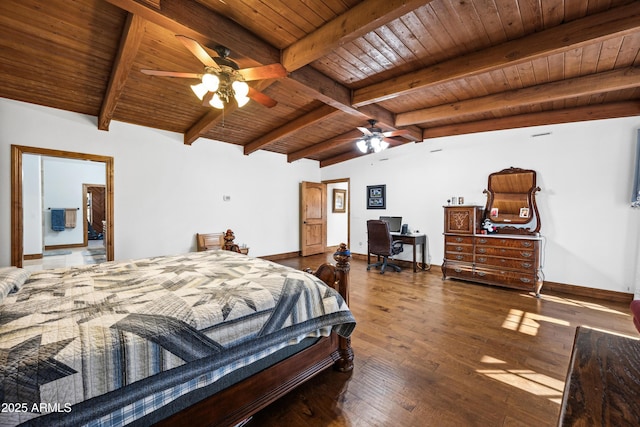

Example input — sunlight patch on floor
[502,309,570,336]
[537,293,628,316]
[478,356,564,404]
[478,369,564,404]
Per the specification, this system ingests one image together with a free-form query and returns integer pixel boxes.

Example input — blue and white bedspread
[0,250,355,426]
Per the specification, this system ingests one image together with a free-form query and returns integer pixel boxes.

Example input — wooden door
[300,181,326,256]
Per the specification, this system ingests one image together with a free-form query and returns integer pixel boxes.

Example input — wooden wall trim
[10,145,115,267]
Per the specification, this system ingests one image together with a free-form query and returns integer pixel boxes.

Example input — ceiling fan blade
[140,69,201,79]
[382,129,410,138]
[357,126,373,136]
[247,87,277,108]
[239,63,287,81]
[175,35,220,70]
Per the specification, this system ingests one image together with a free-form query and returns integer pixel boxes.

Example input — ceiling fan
[141,35,287,109]
[355,119,410,153]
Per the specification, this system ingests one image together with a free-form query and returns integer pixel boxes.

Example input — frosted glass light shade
[232,80,249,97]
[210,93,225,109]
[356,140,368,153]
[202,73,220,92]
[190,83,209,100]
[235,95,250,107]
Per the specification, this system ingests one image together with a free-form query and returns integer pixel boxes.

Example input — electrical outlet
[223,195,231,201]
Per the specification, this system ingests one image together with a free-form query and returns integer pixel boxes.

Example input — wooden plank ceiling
[1,0,639,167]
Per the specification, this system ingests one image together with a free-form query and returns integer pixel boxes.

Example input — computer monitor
[379,216,402,233]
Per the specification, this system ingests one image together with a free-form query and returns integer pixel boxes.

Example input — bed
[0,241,355,427]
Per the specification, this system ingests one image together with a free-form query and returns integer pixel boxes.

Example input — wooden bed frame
[157,242,354,427]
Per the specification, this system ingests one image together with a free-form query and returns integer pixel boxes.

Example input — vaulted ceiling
[1,0,639,166]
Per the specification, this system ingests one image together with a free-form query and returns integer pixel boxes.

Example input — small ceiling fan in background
[356,119,409,153]
[141,35,287,109]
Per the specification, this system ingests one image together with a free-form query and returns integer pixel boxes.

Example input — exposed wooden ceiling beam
[98,13,146,131]
[104,0,279,65]
[287,130,363,163]
[320,149,364,168]
[422,101,640,139]
[397,67,640,126]
[244,105,341,155]
[353,2,640,107]
[282,0,435,72]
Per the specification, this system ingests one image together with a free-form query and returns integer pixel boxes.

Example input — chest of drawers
[442,207,543,296]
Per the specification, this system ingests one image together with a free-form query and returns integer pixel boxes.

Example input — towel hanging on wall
[65,208,77,228]
[51,209,65,231]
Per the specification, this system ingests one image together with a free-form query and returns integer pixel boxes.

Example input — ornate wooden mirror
[483,167,541,234]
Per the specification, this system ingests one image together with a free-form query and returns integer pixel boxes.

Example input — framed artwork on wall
[367,185,386,209]
[333,189,346,213]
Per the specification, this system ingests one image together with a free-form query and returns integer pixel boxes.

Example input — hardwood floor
[248,253,638,427]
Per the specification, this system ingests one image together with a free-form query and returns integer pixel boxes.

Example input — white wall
[321,117,640,296]
[0,98,320,264]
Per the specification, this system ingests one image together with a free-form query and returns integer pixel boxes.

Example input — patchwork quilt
[0,250,355,426]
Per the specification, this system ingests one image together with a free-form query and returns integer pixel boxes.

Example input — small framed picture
[519,207,530,218]
[490,207,499,217]
[367,185,386,209]
[333,189,346,213]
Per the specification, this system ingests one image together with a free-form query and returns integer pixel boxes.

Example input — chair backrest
[367,220,393,256]
[196,232,224,251]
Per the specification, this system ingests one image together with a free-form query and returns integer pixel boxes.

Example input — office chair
[366,219,404,274]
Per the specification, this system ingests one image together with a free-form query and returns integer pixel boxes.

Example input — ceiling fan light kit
[355,119,405,154]
[142,35,286,110]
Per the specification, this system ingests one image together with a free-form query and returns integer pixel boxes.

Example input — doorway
[11,145,114,267]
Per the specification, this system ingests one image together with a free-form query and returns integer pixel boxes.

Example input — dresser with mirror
[442,167,544,296]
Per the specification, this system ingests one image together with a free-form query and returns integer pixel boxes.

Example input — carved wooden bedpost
[333,243,354,372]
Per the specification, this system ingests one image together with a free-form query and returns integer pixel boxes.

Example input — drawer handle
[477,257,487,262]
[456,255,464,260]
[478,238,487,244]
[455,237,463,242]
[454,268,462,273]
[456,246,463,251]
[521,241,532,248]
[476,271,486,277]
[521,262,532,268]
[520,277,532,283]
[521,252,532,258]
[477,248,486,254]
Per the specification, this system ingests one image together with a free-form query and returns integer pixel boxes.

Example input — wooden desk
[558,326,640,426]
[391,233,427,273]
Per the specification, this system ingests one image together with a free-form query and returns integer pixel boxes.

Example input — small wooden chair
[196,232,224,252]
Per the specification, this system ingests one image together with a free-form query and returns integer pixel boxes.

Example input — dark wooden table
[558,326,640,426]
[391,232,427,273]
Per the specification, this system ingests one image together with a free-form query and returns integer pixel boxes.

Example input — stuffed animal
[482,219,497,234]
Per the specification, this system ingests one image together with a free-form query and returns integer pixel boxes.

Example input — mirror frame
[483,167,541,235]
[11,145,114,267]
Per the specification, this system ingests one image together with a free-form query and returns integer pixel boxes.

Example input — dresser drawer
[445,235,474,245]
[475,255,537,271]
[475,246,536,259]
[474,268,537,291]
[445,243,474,255]
[475,237,538,249]
[445,252,474,263]
[445,262,474,280]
